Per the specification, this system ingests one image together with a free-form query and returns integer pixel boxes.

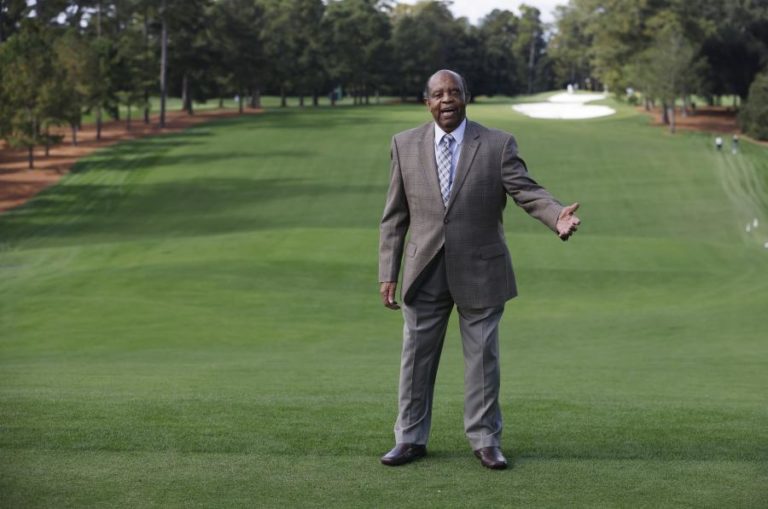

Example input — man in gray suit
[378,69,580,469]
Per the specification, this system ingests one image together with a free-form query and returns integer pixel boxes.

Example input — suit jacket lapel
[446,120,480,213]
[418,123,444,207]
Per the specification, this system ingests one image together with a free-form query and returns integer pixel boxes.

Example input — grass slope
[1,97,767,508]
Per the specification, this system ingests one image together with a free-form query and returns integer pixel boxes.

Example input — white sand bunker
[513,92,616,119]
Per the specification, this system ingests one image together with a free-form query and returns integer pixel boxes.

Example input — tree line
[549,0,768,137]
[1,0,767,169]
[0,0,556,168]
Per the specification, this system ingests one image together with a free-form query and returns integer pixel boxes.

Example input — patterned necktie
[437,133,454,206]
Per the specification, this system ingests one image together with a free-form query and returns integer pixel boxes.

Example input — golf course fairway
[1,97,766,507]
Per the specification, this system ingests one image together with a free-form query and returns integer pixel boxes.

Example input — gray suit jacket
[379,119,563,308]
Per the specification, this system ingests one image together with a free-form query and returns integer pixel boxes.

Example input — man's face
[425,72,467,133]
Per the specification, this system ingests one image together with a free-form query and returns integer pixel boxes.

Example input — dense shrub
[739,72,768,140]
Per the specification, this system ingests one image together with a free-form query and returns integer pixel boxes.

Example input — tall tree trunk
[95,0,108,136]
[668,105,676,133]
[250,86,261,108]
[527,34,536,95]
[182,75,187,110]
[299,95,304,107]
[29,116,36,169]
[45,125,50,157]
[96,106,102,140]
[280,85,287,107]
[312,90,319,107]
[144,89,150,124]
[126,103,132,130]
[71,124,78,146]
[238,93,244,114]
[219,97,224,108]
[661,101,669,125]
[644,97,651,111]
[96,0,102,37]
[182,73,193,114]
[159,0,168,128]
[143,7,151,124]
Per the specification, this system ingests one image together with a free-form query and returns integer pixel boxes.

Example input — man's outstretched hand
[556,202,581,241]
[380,281,400,310]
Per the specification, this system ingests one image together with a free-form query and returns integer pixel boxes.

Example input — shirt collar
[434,118,467,147]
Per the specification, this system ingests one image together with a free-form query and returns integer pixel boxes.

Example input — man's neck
[434,118,467,141]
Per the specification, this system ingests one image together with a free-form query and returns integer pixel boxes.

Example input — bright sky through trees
[398,0,563,24]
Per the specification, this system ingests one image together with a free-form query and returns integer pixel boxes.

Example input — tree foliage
[323,0,391,105]
[550,0,768,132]
[0,21,67,167]
[740,71,768,140]
[2,0,767,158]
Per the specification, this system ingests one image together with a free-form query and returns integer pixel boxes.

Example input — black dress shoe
[474,446,508,470]
[380,443,427,466]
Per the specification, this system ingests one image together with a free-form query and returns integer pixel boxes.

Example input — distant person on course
[378,69,581,470]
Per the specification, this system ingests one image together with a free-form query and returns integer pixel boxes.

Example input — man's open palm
[556,203,581,241]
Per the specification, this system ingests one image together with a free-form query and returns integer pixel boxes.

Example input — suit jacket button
[443,218,449,224]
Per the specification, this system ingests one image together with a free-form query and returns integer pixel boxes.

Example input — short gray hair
[423,70,469,100]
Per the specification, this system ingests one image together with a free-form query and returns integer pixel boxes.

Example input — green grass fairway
[1,97,767,508]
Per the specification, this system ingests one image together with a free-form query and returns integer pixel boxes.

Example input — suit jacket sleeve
[501,135,563,233]
[379,136,410,282]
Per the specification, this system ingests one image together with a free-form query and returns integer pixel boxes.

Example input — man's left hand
[556,202,581,241]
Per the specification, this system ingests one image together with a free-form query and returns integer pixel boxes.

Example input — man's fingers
[564,202,580,215]
[557,203,581,241]
[380,282,400,310]
[386,284,395,304]
[384,290,400,310]
[386,286,398,309]
[557,215,579,240]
